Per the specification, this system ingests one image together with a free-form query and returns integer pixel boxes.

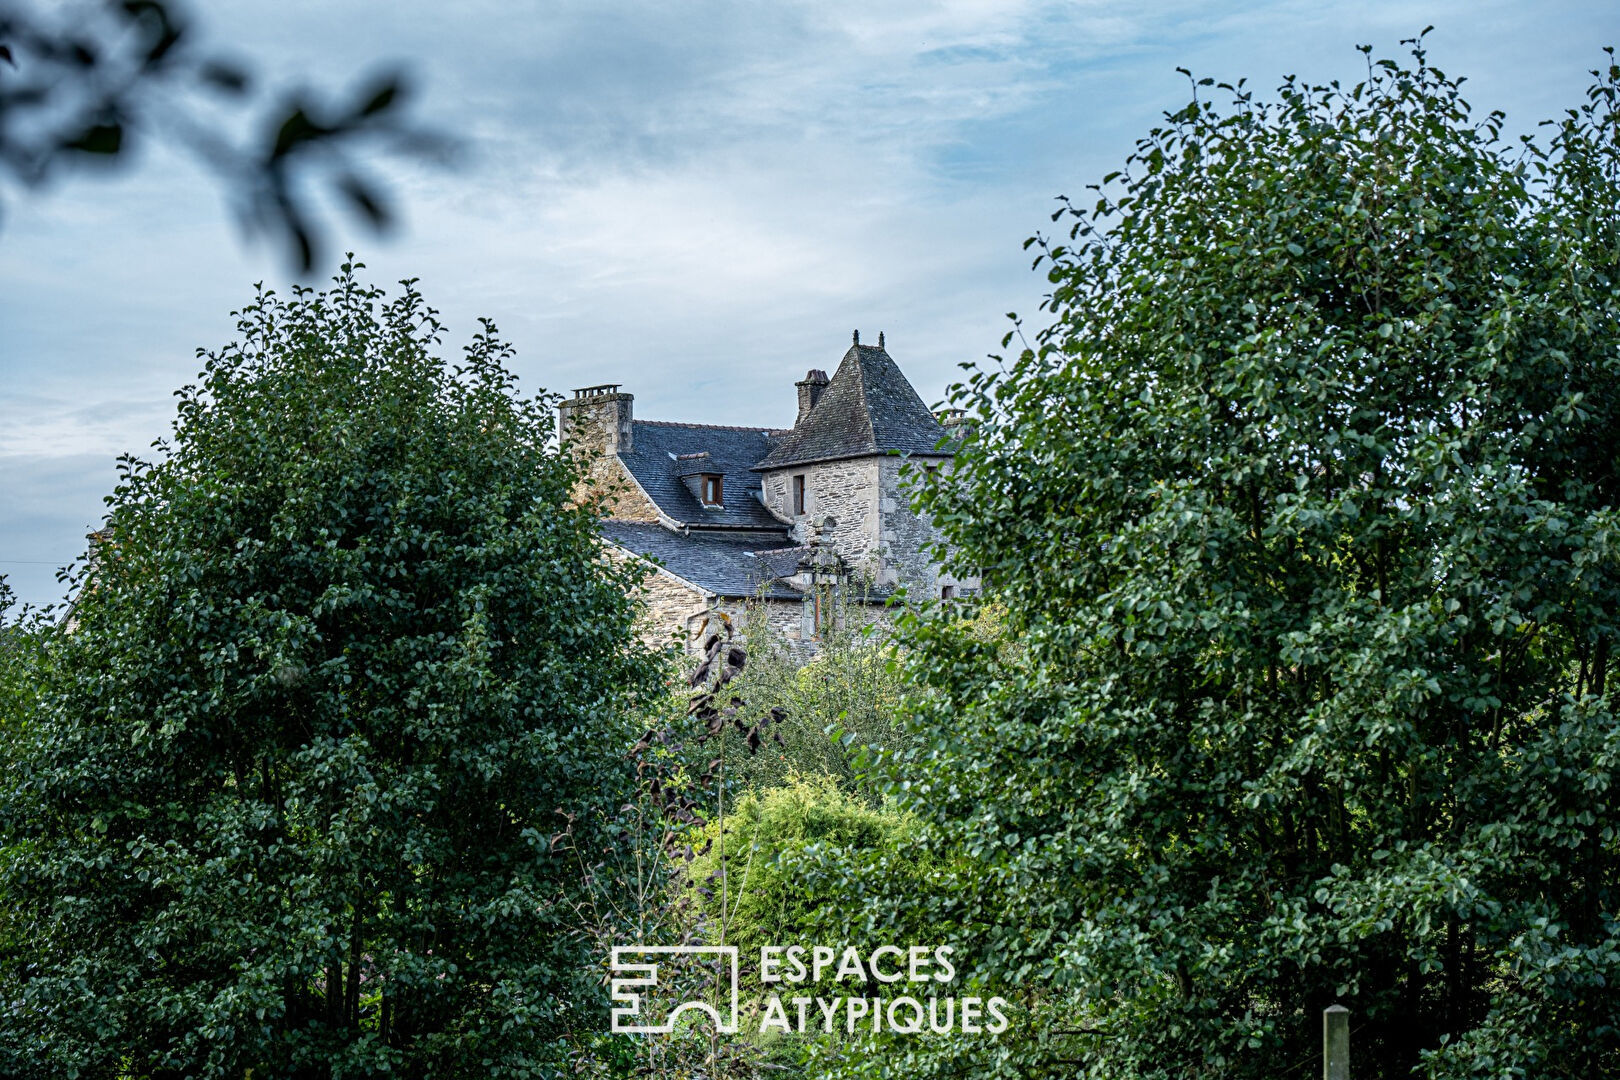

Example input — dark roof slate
[750,546,810,582]
[618,421,788,529]
[754,344,952,470]
[600,521,800,599]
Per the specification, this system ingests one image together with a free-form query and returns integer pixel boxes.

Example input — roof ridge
[635,419,790,434]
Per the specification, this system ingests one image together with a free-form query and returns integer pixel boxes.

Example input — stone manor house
[558,332,973,652]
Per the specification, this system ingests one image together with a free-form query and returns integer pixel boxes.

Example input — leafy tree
[0,263,663,1077]
[0,579,53,969]
[687,773,924,987]
[0,576,49,748]
[890,39,1620,1079]
[682,775,931,1075]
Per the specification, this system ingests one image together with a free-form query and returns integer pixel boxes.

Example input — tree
[0,579,53,973]
[890,39,1620,1079]
[0,1,446,269]
[0,263,664,1077]
[723,590,911,800]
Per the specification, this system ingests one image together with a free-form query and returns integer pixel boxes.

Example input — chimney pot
[794,368,830,427]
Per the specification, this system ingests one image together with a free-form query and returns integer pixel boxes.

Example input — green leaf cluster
[720,596,911,800]
[688,773,924,976]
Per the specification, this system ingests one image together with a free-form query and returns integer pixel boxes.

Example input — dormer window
[701,474,724,507]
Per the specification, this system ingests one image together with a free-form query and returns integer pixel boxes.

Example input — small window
[940,584,955,600]
[701,474,723,507]
[792,474,806,515]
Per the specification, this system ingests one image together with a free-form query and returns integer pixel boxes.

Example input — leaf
[336,173,391,229]
[355,77,403,117]
[63,122,124,155]
[197,60,249,94]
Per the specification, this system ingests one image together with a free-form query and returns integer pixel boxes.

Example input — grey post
[1323,1004,1349,1080]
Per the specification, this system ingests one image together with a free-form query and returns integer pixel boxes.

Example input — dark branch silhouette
[0,0,453,270]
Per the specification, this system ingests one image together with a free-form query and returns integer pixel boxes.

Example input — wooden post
[1323,1004,1350,1080]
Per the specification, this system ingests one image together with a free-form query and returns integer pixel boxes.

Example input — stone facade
[605,545,710,647]
[564,335,976,655]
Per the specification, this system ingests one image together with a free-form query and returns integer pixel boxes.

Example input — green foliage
[0,578,53,754]
[0,580,55,967]
[888,41,1620,1080]
[0,265,663,1077]
[723,593,911,799]
[690,774,922,971]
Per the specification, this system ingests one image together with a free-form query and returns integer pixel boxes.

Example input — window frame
[792,473,806,516]
[701,474,723,507]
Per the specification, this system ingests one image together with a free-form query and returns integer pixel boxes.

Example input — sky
[2,0,1615,609]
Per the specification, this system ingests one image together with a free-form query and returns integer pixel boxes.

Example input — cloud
[2,0,1615,606]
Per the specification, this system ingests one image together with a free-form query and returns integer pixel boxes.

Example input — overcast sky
[1,0,1614,609]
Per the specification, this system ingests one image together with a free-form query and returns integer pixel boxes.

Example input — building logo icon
[609,945,740,1034]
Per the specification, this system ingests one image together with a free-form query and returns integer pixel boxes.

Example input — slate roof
[619,420,789,529]
[754,343,952,470]
[600,521,800,600]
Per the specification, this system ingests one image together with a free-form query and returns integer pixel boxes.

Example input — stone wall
[880,456,943,595]
[762,454,969,595]
[578,453,662,522]
[715,593,893,664]
[560,388,662,521]
[883,456,978,601]
[606,546,712,650]
[760,458,883,577]
[558,388,633,455]
[715,596,815,661]
[611,540,902,662]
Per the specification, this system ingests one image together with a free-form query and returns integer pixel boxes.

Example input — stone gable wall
[577,453,662,522]
[606,546,711,649]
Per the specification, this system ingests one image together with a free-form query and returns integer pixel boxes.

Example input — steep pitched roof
[600,521,800,599]
[754,343,951,471]
[617,420,789,529]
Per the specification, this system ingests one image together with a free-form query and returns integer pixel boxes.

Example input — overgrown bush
[721,588,912,799]
[688,774,923,976]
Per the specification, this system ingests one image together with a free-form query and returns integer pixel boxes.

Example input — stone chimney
[795,369,829,427]
[558,384,634,455]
